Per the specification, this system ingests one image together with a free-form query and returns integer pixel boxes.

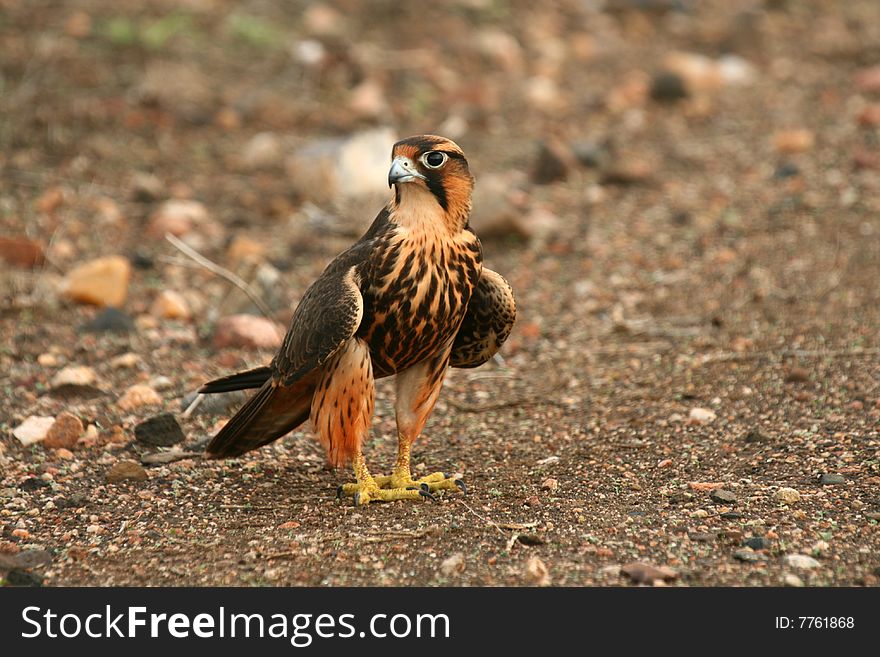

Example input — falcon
[200,135,516,505]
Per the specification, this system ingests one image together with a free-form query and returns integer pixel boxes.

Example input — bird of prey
[200,135,516,505]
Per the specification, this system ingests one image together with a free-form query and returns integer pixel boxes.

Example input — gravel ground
[1,0,879,587]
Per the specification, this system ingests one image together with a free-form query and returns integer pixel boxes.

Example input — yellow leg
[386,438,466,494]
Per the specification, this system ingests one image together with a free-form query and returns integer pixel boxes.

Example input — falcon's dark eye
[421,151,447,169]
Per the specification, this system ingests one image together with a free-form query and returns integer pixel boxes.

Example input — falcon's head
[388,135,474,231]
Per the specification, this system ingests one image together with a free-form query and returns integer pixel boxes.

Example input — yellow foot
[337,472,466,505]
[336,480,433,506]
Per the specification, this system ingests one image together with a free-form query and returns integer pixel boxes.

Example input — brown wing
[206,265,364,458]
[450,268,516,368]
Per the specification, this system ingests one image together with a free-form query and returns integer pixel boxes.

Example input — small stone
[64,11,92,38]
[650,72,689,101]
[5,570,43,587]
[107,460,148,483]
[784,366,810,383]
[531,139,573,185]
[524,556,551,586]
[857,104,880,127]
[150,290,191,320]
[819,473,845,485]
[241,132,284,170]
[773,129,814,154]
[110,353,142,369]
[775,487,801,504]
[148,199,216,240]
[783,554,821,570]
[134,413,185,447]
[733,548,765,563]
[0,236,45,269]
[743,429,768,443]
[43,412,84,449]
[600,159,655,186]
[720,511,743,520]
[118,384,162,411]
[82,307,136,333]
[541,478,559,492]
[213,314,283,350]
[570,140,610,169]
[688,407,716,424]
[349,80,389,119]
[440,552,465,577]
[51,366,97,388]
[517,534,546,546]
[468,172,531,240]
[61,256,131,307]
[783,573,803,587]
[227,235,266,265]
[710,489,737,504]
[774,162,801,180]
[12,416,55,446]
[140,451,201,465]
[854,64,880,93]
[129,171,165,202]
[689,482,724,491]
[743,536,768,551]
[621,561,678,584]
[286,128,396,205]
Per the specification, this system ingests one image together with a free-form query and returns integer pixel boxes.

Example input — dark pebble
[720,512,743,520]
[19,478,50,492]
[774,162,801,179]
[710,489,737,504]
[81,307,135,334]
[130,249,154,270]
[784,366,810,383]
[531,140,570,185]
[650,72,689,102]
[56,493,89,509]
[134,412,186,447]
[743,429,769,443]
[517,534,546,546]
[819,473,845,485]
[5,569,43,586]
[743,536,768,551]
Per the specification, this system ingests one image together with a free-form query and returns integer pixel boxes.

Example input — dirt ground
[2,0,879,587]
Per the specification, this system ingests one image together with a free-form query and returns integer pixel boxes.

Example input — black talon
[420,482,431,493]
[353,492,361,507]
[418,489,436,501]
[454,479,467,494]
[336,485,345,499]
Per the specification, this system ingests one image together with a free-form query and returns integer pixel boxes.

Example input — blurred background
[2,0,880,586]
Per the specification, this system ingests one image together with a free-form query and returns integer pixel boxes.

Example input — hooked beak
[388,156,426,188]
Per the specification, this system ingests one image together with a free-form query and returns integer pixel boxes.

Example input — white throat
[392,183,446,234]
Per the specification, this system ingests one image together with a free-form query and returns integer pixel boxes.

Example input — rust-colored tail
[206,376,315,458]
